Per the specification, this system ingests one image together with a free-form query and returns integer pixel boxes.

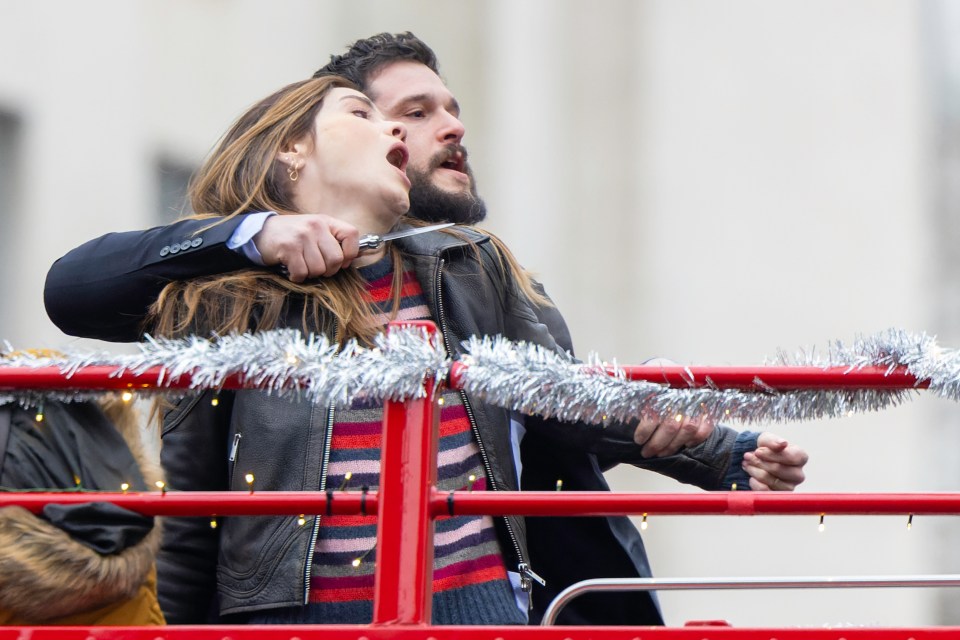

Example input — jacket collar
[393,223,491,257]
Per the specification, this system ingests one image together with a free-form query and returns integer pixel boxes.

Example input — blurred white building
[1,0,958,627]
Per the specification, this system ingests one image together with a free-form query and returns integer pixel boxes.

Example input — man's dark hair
[313,32,439,91]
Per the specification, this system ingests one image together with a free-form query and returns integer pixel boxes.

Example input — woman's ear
[278,133,312,166]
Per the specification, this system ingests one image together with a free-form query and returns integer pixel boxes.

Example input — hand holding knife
[277,222,454,278]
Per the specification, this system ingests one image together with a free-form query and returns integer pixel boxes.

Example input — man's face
[366,60,486,224]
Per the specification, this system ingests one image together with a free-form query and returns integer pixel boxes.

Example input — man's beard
[406,153,487,225]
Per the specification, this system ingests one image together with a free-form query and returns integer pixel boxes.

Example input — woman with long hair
[152,75,760,626]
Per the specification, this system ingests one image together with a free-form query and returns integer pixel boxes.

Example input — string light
[555,479,563,491]
[211,396,220,407]
[437,396,445,405]
[34,401,44,423]
[120,482,130,494]
[640,514,648,531]
[297,514,307,526]
[352,545,376,568]
[73,475,81,487]
[285,351,298,365]
[155,480,167,495]
[818,513,825,533]
[245,473,255,493]
[210,517,218,529]
[907,514,913,530]
[121,390,134,403]
[731,482,738,491]
[674,414,683,423]
[338,472,353,492]
[467,474,477,492]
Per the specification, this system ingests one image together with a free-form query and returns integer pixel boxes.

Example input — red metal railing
[2,326,960,638]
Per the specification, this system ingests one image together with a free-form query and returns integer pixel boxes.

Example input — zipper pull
[518,562,546,590]
[228,433,242,462]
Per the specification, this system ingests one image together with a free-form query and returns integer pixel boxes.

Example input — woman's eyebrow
[339,94,376,109]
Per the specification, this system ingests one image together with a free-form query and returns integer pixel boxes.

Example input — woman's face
[286,87,410,229]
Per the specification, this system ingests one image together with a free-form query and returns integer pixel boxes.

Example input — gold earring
[287,160,299,182]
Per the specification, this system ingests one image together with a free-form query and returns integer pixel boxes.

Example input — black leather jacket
[156,226,741,623]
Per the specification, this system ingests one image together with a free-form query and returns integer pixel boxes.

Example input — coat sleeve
[44,216,252,342]
[156,390,233,623]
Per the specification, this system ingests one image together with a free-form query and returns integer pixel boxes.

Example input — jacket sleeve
[44,216,252,342]
[157,390,233,623]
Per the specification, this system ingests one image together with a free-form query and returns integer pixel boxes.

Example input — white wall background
[2,0,958,627]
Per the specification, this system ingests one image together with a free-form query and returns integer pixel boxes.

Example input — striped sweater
[304,256,524,625]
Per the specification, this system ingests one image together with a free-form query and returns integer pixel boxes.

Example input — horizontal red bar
[0,366,247,391]
[0,363,928,392]
[6,491,960,517]
[435,491,960,516]
[1,625,959,639]
[447,361,926,391]
[0,491,375,516]
[613,364,928,390]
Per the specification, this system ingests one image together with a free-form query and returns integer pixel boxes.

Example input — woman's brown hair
[148,75,550,346]
[149,76,398,345]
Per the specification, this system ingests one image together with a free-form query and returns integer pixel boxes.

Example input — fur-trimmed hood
[0,397,163,622]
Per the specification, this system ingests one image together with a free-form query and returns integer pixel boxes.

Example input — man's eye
[352,109,370,119]
[406,110,426,119]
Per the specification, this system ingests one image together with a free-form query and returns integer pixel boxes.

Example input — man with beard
[44,32,807,626]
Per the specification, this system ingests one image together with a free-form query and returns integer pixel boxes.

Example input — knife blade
[358,222,455,251]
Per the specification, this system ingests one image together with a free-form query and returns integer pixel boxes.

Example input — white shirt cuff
[226,211,276,265]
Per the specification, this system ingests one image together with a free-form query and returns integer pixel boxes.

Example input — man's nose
[438,110,465,143]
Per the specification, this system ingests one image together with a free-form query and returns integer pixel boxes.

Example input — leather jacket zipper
[302,401,335,605]
[228,432,242,487]
[433,256,541,601]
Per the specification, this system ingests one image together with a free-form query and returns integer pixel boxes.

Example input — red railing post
[371,321,441,625]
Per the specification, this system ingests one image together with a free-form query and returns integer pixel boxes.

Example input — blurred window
[0,110,22,338]
[155,158,195,224]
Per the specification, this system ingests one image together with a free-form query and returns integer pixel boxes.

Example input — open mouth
[386,145,408,171]
[439,150,466,174]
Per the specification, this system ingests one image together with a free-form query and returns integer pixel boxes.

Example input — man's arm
[44,217,250,342]
[44,213,360,342]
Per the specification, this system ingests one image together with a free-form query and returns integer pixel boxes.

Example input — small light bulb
[155,480,166,492]
[907,514,913,531]
[121,391,134,402]
[674,414,683,423]
[120,482,130,493]
[818,514,825,533]
[437,397,445,405]
[297,515,306,526]
[245,473,255,485]
[211,397,220,407]
[640,514,648,531]
[35,412,44,423]
[555,479,563,491]
[351,558,362,568]
[210,518,218,529]
[731,482,738,491]
[285,352,298,365]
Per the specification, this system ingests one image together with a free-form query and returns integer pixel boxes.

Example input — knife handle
[358,234,382,251]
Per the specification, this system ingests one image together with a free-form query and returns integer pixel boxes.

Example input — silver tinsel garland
[0,327,956,425]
